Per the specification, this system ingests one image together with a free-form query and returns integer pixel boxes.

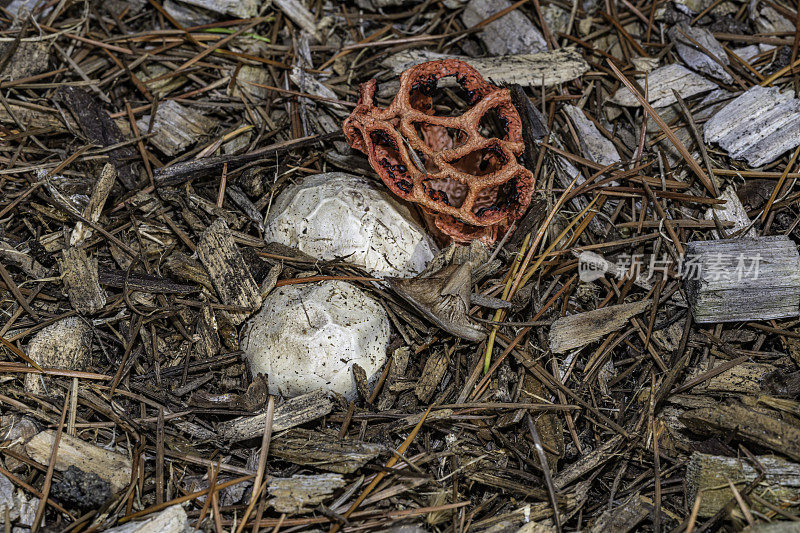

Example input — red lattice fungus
[343,59,535,243]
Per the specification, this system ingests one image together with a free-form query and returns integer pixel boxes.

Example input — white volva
[242,281,390,398]
[264,172,436,277]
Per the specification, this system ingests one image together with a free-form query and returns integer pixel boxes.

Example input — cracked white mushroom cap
[242,280,390,398]
[264,172,437,277]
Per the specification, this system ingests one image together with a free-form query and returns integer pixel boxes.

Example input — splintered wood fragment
[136,100,220,156]
[98,268,196,294]
[0,102,77,132]
[703,187,752,238]
[468,472,551,500]
[0,239,48,279]
[680,403,800,461]
[196,218,261,325]
[549,300,651,353]
[704,85,800,167]
[56,87,139,190]
[271,428,383,474]
[228,65,271,100]
[686,452,800,518]
[196,305,221,358]
[683,361,774,394]
[273,0,324,41]
[461,0,547,55]
[378,346,410,411]
[177,0,258,18]
[610,64,717,108]
[562,105,621,167]
[352,363,371,402]
[60,246,107,314]
[684,236,800,323]
[415,350,448,402]
[268,473,345,514]
[163,252,212,291]
[383,49,589,87]
[0,41,49,80]
[24,317,92,395]
[668,24,732,83]
[103,504,190,533]
[589,492,652,533]
[217,390,333,442]
[70,163,116,246]
[25,430,132,493]
[553,435,624,489]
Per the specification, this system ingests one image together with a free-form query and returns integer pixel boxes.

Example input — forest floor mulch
[2,0,800,531]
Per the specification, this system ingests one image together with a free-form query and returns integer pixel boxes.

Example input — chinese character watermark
[578,251,762,283]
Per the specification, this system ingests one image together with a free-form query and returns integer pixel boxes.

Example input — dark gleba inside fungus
[343,59,535,244]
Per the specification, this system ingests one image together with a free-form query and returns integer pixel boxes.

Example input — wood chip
[176,0,259,18]
[24,317,91,394]
[549,300,651,353]
[268,473,346,514]
[415,349,448,402]
[137,100,220,156]
[103,504,190,533]
[686,452,800,517]
[610,64,717,108]
[563,104,621,167]
[703,187,752,238]
[383,49,589,87]
[196,217,262,325]
[25,430,132,493]
[271,428,384,474]
[217,390,333,442]
[70,163,116,246]
[59,246,106,314]
[589,492,652,533]
[461,0,547,55]
[680,403,800,462]
[685,236,800,323]
[704,85,800,167]
[0,41,49,81]
[668,23,732,83]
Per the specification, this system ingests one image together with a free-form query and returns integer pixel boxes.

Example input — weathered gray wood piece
[549,300,651,353]
[610,64,717,108]
[24,317,91,395]
[686,452,800,517]
[461,0,547,55]
[383,49,588,88]
[668,23,732,83]
[562,105,621,167]
[271,428,383,474]
[136,100,219,156]
[704,85,800,167]
[60,246,107,314]
[216,390,333,442]
[25,431,132,493]
[175,0,258,18]
[268,474,346,514]
[273,0,326,41]
[196,218,262,325]
[703,187,752,238]
[589,493,652,533]
[684,235,800,323]
[102,505,189,533]
[0,41,49,81]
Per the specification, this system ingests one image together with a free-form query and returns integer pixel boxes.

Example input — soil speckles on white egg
[264,172,436,277]
[242,280,390,398]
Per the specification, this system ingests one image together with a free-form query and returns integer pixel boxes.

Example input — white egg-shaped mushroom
[241,280,390,398]
[264,172,437,277]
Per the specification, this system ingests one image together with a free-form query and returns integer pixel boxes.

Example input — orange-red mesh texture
[343,59,535,243]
